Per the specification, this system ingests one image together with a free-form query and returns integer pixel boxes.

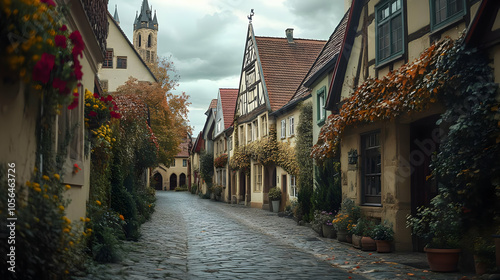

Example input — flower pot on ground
[371,221,394,253]
[337,230,349,242]
[361,236,376,251]
[268,187,282,213]
[472,236,496,274]
[407,195,463,271]
[322,224,336,239]
[352,234,362,249]
[424,248,461,272]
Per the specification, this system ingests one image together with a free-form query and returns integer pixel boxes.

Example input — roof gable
[219,88,238,130]
[255,36,325,111]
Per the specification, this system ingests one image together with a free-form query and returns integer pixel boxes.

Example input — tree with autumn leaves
[115,56,191,165]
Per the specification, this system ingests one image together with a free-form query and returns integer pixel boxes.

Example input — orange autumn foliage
[311,38,455,162]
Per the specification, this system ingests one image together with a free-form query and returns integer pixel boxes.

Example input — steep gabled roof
[176,137,190,158]
[255,36,325,111]
[191,132,204,154]
[107,12,157,83]
[287,9,350,106]
[325,0,364,111]
[465,0,500,49]
[205,99,217,115]
[219,88,238,130]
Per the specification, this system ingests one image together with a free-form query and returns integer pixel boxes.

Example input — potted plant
[350,217,369,249]
[268,187,282,213]
[320,211,336,239]
[472,237,495,275]
[371,221,394,253]
[359,219,376,251]
[332,212,352,242]
[407,195,462,272]
[213,185,223,201]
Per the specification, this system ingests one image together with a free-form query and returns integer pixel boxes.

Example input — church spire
[113,4,120,25]
[134,0,158,31]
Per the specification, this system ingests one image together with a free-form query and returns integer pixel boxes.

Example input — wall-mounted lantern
[348,149,358,165]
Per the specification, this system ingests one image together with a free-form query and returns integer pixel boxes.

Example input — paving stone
[73,192,478,280]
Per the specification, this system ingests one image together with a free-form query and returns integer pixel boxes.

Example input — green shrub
[268,187,282,201]
[191,184,198,194]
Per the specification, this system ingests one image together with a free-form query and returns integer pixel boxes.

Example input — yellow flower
[93,105,99,109]
[26,181,31,187]
[69,241,74,247]
[53,173,60,180]
[80,217,85,222]
[42,175,50,181]
[95,200,101,206]
[43,194,49,199]
[119,214,125,221]
[59,205,65,211]
[85,217,90,223]
[65,184,71,190]
[63,228,70,233]
[34,187,42,192]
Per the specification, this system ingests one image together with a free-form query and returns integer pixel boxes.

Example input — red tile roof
[219,88,238,129]
[176,137,191,157]
[255,36,325,111]
[206,99,218,115]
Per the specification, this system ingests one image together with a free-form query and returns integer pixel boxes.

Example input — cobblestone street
[76,192,473,280]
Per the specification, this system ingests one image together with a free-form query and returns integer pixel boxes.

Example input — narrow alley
[75,192,472,280]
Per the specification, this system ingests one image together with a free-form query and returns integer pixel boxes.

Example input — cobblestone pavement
[75,192,476,280]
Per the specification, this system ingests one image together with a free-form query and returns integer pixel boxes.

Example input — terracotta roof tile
[206,99,218,115]
[255,36,326,111]
[176,137,191,157]
[219,88,238,129]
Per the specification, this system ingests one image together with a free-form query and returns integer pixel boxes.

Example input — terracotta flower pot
[424,248,461,272]
[375,240,392,253]
[361,236,376,251]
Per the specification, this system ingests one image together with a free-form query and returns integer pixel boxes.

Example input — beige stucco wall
[153,158,189,191]
[99,15,156,93]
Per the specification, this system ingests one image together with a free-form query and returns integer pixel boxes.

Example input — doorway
[410,115,440,251]
[153,172,163,190]
[170,174,177,190]
[281,174,288,212]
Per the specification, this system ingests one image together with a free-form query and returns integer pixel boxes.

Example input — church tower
[133,0,158,63]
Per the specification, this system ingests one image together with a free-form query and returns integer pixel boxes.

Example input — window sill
[317,119,325,126]
[375,52,404,69]
[430,15,465,35]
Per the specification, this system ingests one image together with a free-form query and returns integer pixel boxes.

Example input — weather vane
[247,9,254,23]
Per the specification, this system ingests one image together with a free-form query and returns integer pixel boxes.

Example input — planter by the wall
[375,240,392,253]
[337,230,348,242]
[271,200,280,213]
[361,236,376,251]
[322,224,336,239]
[424,248,461,272]
[352,234,362,249]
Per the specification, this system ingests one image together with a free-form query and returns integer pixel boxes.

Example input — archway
[179,173,186,187]
[170,174,177,190]
[153,172,163,191]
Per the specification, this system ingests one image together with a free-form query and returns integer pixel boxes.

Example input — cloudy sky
[107,0,346,135]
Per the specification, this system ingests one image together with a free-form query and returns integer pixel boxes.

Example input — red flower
[110,111,121,119]
[54,35,67,49]
[106,95,113,102]
[41,0,56,7]
[32,53,55,84]
[73,60,83,80]
[89,111,97,117]
[93,93,99,98]
[59,25,67,32]
[68,98,78,110]
[53,78,69,95]
[69,30,84,58]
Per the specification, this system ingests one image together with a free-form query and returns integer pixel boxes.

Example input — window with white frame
[281,119,286,139]
[289,116,295,136]
[253,120,259,140]
[239,125,245,145]
[229,136,233,151]
[254,164,262,191]
[261,115,268,136]
[290,175,297,197]
[247,123,253,143]
[183,159,187,167]
[317,86,326,124]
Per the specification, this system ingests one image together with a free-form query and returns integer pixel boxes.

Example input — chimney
[286,28,294,44]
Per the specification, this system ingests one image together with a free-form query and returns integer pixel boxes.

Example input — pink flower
[59,25,67,32]
[32,53,55,84]
[54,35,67,49]
[41,0,56,7]
[69,30,84,58]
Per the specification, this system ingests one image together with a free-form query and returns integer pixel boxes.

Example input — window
[254,164,262,191]
[317,86,326,124]
[281,119,286,139]
[229,136,233,151]
[103,49,113,68]
[183,159,187,167]
[362,132,382,205]
[261,115,268,136]
[148,34,152,48]
[117,56,127,69]
[253,120,258,140]
[289,116,295,136]
[247,123,253,143]
[291,175,297,197]
[171,159,175,167]
[146,50,151,62]
[138,34,141,47]
[430,0,465,31]
[239,125,245,145]
[376,0,404,65]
